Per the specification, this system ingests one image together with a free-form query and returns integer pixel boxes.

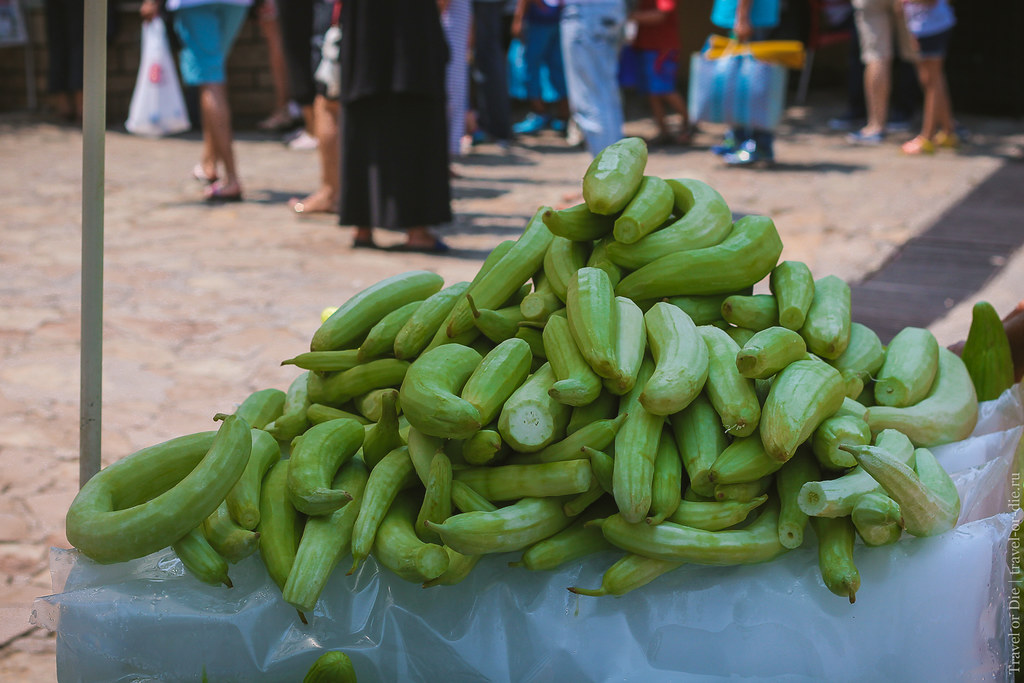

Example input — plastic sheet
[33,387,1024,682]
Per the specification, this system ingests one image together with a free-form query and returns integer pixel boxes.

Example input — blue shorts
[915,28,952,59]
[619,47,679,96]
[173,4,249,85]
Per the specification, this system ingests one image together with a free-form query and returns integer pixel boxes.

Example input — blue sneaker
[549,118,567,133]
[710,132,739,156]
[846,130,885,145]
[512,113,550,135]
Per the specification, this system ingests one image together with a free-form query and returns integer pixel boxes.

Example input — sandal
[900,136,935,155]
[191,164,218,185]
[352,237,381,250]
[384,238,451,254]
[933,131,960,149]
[289,193,336,216]
[204,181,243,203]
[258,110,299,132]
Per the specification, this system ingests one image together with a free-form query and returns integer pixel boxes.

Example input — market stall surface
[1,93,1023,680]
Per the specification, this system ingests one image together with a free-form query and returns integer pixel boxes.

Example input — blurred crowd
[43,0,964,250]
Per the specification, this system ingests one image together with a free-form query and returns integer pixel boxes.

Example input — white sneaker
[565,119,584,148]
[287,130,318,151]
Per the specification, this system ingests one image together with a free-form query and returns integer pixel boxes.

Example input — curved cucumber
[827,322,884,397]
[234,388,286,430]
[647,427,683,525]
[873,326,939,407]
[498,362,572,453]
[373,493,450,583]
[769,260,815,331]
[961,300,1015,401]
[225,428,281,529]
[357,300,422,361]
[735,326,807,380]
[566,267,619,379]
[445,207,555,339]
[543,236,592,303]
[612,175,674,244]
[399,344,483,439]
[864,347,978,447]
[760,359,846,462]
[66,416,251,565]
[282,457,369,613]
[606,178,733,270]
[699,325,761,437]
[612,356,661,523]
[393,281,472,360]
[287,418,364,516]
[427,496,575,555]
[172,527,232,588]
[604,296,647,396]
[460,337,533,425]
[721,294,778,331]
[615,214,783,300]
[669,393,730,498]
[810,515,860,603]
[258,459,305,592]
[640,301,709,415]
[544,313,603,407]
[542,202,616,242]
[594,498,786,565]
[582,136,648,215]
[311,270,445,351]
[798,275,851,360]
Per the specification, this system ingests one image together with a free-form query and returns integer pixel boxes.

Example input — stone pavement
[1,93,1023,680]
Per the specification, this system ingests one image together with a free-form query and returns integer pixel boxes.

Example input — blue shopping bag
[687,47,788,131]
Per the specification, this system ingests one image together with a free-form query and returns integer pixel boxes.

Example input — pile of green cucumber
[66,137,1014,613]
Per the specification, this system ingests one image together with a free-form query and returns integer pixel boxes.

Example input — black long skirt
[339,93,452,230]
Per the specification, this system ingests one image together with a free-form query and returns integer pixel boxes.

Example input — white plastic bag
[125,17,191,137]
[32,386,1024,681]
[313,25,342,100]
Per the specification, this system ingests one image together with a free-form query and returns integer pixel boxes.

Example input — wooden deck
[850,159,1024,343]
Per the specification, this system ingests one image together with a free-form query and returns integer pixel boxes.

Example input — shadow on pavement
[851,159,1024,343]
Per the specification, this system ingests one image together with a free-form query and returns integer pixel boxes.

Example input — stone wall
[0,2,279,126]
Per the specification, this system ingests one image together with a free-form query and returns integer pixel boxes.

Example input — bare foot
[289,188,337,215]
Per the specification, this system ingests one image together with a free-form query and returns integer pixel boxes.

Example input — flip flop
[384,239,451,254]
[191,164,218,185]
[290,195,336,215]
[204,182,243,203]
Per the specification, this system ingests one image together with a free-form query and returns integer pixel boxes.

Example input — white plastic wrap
[33,387,1024,682]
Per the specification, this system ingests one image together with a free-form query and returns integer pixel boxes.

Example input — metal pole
[80,0,107,488]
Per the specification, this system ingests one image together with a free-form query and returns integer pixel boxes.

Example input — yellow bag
[704,35,806,70]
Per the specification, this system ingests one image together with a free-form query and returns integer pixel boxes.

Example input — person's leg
[560,1,625,157]
[441,0,472,158]
[291,95,340,213]
[276,0,316,143]
[931,59,954,139]
[514,20,553,133]
[175,5,248,196]
[849,0,892,142]
[199,83,240,191]
[644,49,687,142]
[862,58,891,136]
[649,95,669,138]
[472,1,513,142]
[900,58,934,154]
[257,0,294,129]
